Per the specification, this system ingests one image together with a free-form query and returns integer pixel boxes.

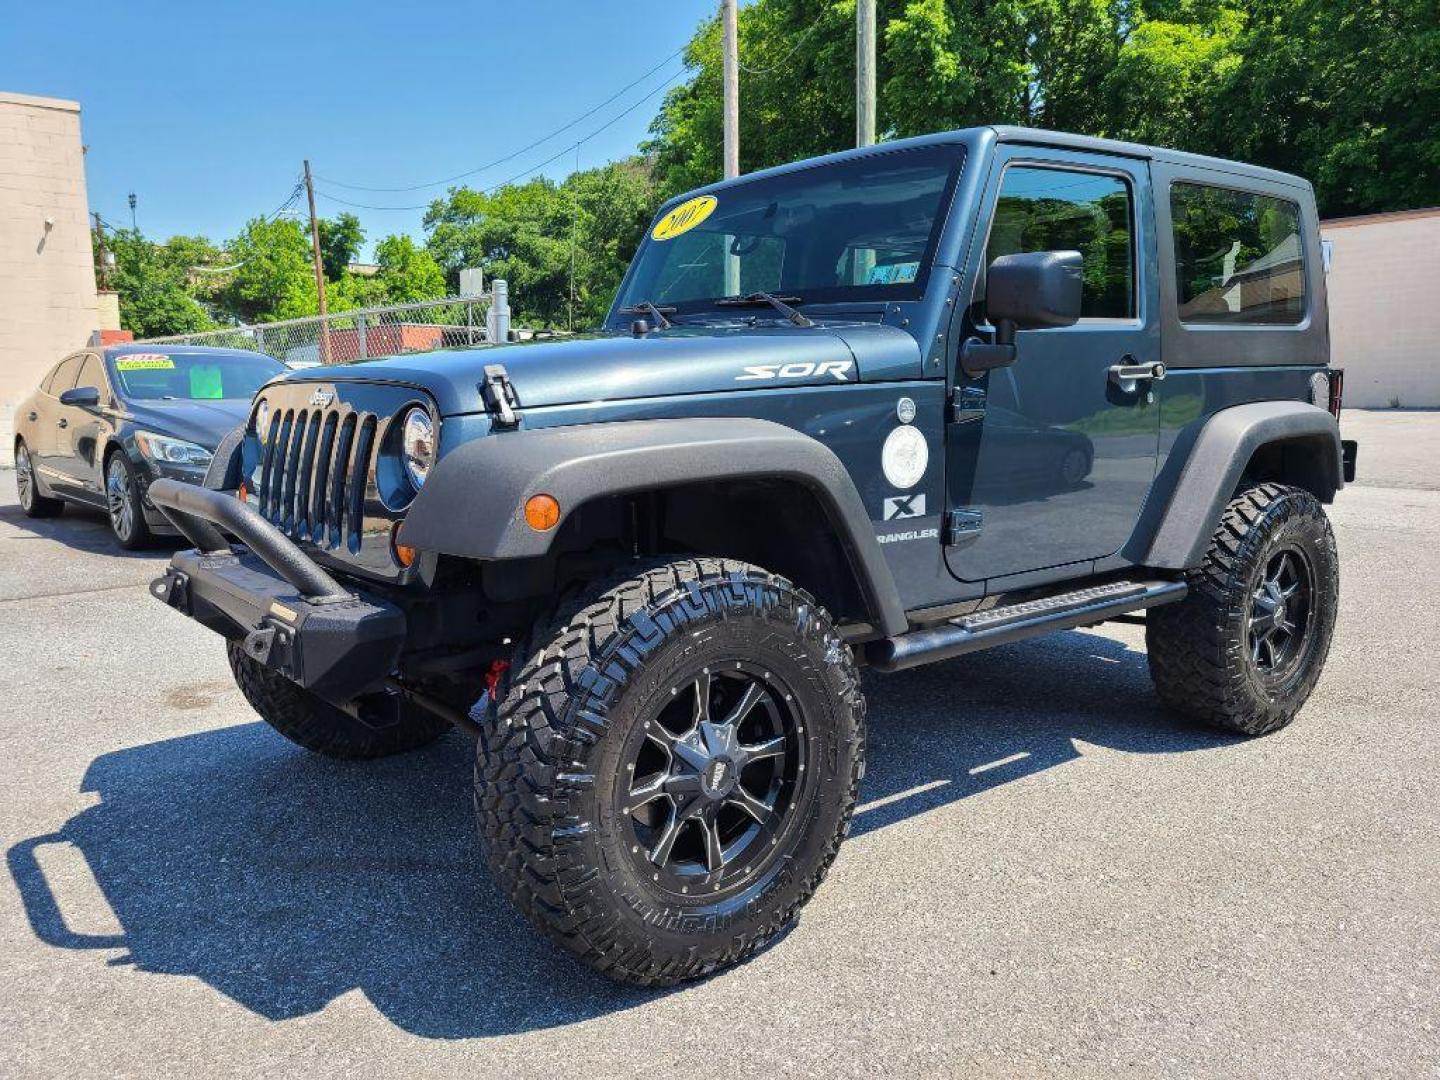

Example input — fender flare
[401,417,909,636]
[1144,401,1343,569]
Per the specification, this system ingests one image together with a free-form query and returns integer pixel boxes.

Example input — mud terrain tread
[227,642,450,759]
[1146,482,1338,736]
[473,557,865,985]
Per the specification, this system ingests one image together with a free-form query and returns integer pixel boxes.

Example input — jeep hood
[271,323,922,416]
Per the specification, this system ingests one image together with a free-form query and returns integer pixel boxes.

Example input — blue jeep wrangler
[148,126,1357,985]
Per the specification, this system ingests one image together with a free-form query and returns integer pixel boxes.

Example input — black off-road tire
[474,557,866,985]
[227,641,450,759]
[1147,482,1339,736]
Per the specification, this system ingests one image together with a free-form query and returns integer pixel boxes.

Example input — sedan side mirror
[59,385,101,408]
[962,250,1084,376]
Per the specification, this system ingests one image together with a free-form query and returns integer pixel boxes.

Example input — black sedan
[12,345,285,548]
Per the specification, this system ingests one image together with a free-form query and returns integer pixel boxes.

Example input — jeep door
[945,147,1161,584]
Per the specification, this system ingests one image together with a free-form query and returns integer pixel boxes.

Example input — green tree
[217,216,317,323]
[642,0,1439,218]
[317,212,364,281]
[1215,0,1440,215]
[101,229,219,337]
[423,158,660,327]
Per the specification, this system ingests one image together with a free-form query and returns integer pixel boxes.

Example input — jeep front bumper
[146,478,404,704]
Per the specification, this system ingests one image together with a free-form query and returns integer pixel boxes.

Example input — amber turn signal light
[390,520,417,567]
[236,481,248,503]
[524,494,561,531]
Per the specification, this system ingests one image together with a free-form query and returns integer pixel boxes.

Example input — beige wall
[1322,209,1440,409]
[0,92,99,463]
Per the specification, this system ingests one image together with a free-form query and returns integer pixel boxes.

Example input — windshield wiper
[617,299,678,329]
[714,292,814,327]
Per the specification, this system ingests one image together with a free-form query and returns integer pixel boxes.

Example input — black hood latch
[479,364,521,429]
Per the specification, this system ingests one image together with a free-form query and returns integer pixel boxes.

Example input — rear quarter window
[1171,182,1306,325]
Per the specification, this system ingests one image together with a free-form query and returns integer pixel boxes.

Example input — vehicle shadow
[7,628,1236,1039]
[0,501,181,560]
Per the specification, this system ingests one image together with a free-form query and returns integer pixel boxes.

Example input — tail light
[1326,368,1344,420]
[1312,369,1344,420]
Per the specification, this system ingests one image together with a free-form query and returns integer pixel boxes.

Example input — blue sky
[3,1,717,255]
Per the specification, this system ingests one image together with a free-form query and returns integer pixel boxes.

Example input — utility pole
[303,160,331,363]
[721,0,739,179]
[856,0,876,147]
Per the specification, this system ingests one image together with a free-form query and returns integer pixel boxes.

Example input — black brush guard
[146,478,405,704]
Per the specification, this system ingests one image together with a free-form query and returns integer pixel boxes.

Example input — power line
[736,6,831,76]
[316,45,689,194]
[315,65,689,212]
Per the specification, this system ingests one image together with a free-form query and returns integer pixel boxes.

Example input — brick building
[1322,207,1440,409]
[0,92,105,463]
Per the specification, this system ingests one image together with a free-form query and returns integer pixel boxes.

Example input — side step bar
[868,579,1187,673]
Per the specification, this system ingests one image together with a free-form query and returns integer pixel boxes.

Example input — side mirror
[59,385,101,408]
[962,250,1084,376]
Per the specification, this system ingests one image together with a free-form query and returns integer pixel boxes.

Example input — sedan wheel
[105,454,151,549]
[14,443,63,519]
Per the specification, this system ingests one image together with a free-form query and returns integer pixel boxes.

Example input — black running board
[868,579,1187,673]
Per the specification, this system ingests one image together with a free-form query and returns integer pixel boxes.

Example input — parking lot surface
[2,410,1436,1078]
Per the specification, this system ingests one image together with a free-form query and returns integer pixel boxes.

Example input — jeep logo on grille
[308,387,335,408]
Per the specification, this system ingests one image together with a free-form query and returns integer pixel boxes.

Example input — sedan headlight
[401,407,435,488]
[134,431,213,468]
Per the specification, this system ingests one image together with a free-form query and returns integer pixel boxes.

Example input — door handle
[57,418,69,429]
[1108,359,1166,394]
[27,411,37,421]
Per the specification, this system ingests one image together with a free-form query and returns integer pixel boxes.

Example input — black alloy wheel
[620,663,805,897]
[1247,547,1314,679]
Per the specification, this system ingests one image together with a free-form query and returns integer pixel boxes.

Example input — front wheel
[474,558,866,985]
[227,642,450,759]
[1147,482,1339,735]
[105,452,153,550]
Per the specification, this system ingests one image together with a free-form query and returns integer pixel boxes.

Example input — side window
[48,356,82,395]
[76,354,107,396]
[1170,182,1305,325]
[985,166,1136,319]
[39,362,65,394]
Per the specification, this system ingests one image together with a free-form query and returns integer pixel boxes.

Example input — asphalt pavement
[2,410,1436,1078]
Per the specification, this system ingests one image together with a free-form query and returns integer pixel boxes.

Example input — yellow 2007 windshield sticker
[652,195,717,241]
[115,354,175,371]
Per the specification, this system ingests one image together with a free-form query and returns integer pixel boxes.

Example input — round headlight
[401,407,435,488]
[254,398,270,437]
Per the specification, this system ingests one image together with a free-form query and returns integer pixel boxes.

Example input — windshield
[615,145,963,317]
[107,352,283,402]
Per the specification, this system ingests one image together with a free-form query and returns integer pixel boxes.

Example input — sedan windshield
[615,145,963,318]
[107,352,283,401]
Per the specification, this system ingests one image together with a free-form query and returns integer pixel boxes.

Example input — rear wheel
[1147,483,1339,735]
[14,442,63,518]
[474,558,865,985]
[227,642,450,759]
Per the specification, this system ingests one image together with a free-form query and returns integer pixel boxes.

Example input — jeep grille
[257,402,376,552]
[244,381,430,579]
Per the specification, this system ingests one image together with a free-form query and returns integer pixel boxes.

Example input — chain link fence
[140,293,503,367]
